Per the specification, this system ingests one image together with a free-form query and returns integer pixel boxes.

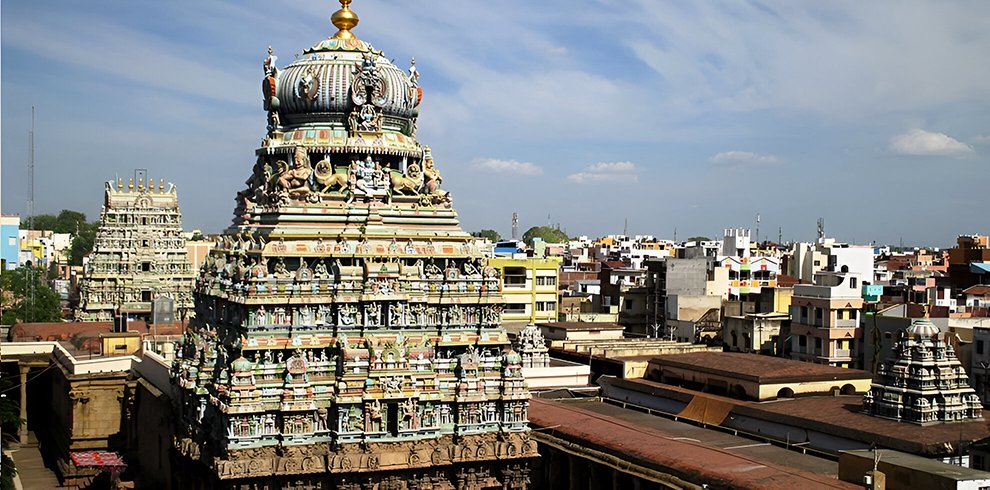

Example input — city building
[723,312,790,354]
[789,238,875,286]
[1,214,19,269]
[789,271,865,368]
[487,256,561,327]
[948,235,990,297]
[863,319,983,425]
[717,228,780,300]
[75,178,195,322]
[168,3,536,486]
[643,257,723,340]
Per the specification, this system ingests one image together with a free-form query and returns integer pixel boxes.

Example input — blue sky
[2,1,988,246]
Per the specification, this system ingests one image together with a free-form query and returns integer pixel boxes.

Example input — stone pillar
[19,364,29,444]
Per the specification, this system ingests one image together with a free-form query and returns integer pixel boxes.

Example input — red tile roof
[529,398,858,489]
[964,285,990,297]
[650,351,871,383]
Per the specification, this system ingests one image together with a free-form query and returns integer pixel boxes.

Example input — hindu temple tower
[77,177,194,322]
[170,1,537,488]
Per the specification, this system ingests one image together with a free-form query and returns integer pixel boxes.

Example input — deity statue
[314,259,329,278]
[276,147,313,197]
[422,147,442,195]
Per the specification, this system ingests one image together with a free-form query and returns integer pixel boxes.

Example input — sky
[2,0,988,247]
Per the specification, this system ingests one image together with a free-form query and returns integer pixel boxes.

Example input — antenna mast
[511,212,518,241]
[27,107,36,322]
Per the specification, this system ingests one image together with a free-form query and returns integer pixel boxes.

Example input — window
[815,337,822,350]
[504,303,526,313]
[850,277,858,289]
[535,276,557,286]
[814,260,821,266]
[503,267,527,288]
[536,301,556,312]
[979,340,985,356]
[815,308,823,322]
[800,306,808,320]
[799,335,807,347]
[625,299,635,310]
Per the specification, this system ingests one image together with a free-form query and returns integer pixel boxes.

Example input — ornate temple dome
[269,0,421,135]
[907,318,940,339]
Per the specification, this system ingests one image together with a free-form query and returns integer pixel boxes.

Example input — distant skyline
[2,1,988,246]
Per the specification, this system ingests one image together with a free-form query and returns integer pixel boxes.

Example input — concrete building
[789,271,865,368]
[488,256,562,326]
[948,235,990,297]
[717,228,780,300]
[723,312,790,354]
[969,325,990,407]
[643,257,723,341]
[1,214,19,269]
[790,239,874,287]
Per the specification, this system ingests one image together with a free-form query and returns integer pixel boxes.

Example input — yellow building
[488,256,562,325]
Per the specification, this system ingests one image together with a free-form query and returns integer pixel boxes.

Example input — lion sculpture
[390,163,422,195]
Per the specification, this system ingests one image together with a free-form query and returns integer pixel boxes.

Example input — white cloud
[889,129,974,157]
[709,151,780,166]
[972,134,990,144]
[471,158,543,175]
[566,161,638,184]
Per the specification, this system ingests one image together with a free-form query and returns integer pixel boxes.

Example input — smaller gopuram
[863,319,983,425]
[514,324,550,369]
[77,177,195,322]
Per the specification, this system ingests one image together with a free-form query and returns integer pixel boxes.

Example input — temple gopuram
[863,319,983,425]
[170,1,536,488]
[77,177,194,322]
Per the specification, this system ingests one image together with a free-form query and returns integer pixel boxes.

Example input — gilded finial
[118,177,124,190]
[330,0,360,40]
[160,179,165,192]
[138,178,145,192]
[128,178,134,191]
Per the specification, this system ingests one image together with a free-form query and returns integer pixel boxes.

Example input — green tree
[687,236,712,242]
[1,375,23,490]
[19,209,88,234]
[69,221,99,266]
[0,265,63,324]
[522,226,569,247]
[472,229,501,242]
[20,213,57,231]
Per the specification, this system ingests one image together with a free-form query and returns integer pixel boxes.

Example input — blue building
[0,214,20,270]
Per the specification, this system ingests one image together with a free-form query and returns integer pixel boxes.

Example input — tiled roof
[529,398,858,489]
[650,352,871,383]
[734,395,990,457]
[964,285,990,296]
